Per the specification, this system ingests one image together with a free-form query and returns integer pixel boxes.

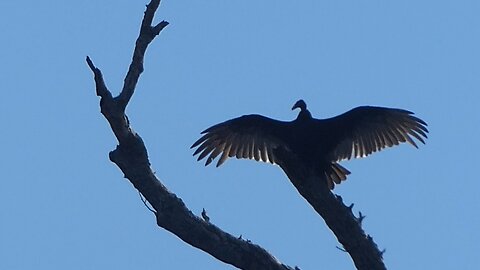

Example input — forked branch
[86,1,293,269]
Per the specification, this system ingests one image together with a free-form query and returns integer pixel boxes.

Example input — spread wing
[191,115,292,167]
[320,106,428,162]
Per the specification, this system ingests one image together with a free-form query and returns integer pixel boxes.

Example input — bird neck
[296,109,312,121]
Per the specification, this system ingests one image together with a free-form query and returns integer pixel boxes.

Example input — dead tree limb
[86,1,294,269]
[275,149,386,270]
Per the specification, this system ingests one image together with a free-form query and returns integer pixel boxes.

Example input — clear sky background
[0,1,478,269]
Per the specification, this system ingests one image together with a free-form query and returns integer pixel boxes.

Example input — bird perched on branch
[191,99,428,189]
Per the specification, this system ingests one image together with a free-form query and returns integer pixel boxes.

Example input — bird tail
[325,163,351,189]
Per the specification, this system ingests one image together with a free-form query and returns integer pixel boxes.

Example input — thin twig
[139,191,156,214]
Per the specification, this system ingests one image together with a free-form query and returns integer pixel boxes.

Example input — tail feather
[325,163,351,189]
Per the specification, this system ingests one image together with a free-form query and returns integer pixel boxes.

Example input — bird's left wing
[319,106,428,162]
[191,114,291,167]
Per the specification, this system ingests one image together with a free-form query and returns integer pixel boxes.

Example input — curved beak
[292,100,302,110]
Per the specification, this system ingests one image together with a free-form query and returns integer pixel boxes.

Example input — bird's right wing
[191,115,291,167]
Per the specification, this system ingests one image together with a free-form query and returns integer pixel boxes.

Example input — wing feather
[206,142,225,166]
[322,106,428,161]
[192,114,291,166]
[253,140,261,161]
[266,144,276,164]
[244,139,252,159]
[260,141,269,162]
[198,144,216,161]
[236,144,245,159]
[217,143,232,167]
[372,131,382,152]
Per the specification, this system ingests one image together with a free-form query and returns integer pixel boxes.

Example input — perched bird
[191,99,428,189]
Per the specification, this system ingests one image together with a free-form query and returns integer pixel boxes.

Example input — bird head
[292,99,307,111]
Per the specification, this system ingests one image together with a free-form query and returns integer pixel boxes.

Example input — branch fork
[87,1,293,269]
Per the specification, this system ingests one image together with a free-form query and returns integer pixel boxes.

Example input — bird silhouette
[192,99,428,189]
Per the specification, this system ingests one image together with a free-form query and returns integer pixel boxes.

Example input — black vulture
[191,99,428,189]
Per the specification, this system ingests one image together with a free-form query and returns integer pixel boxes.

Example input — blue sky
[0,1,478,269]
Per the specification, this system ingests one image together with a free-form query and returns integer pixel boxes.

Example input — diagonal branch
[86,1,294,269]
[117,0,169,111]
[275,149,386,270]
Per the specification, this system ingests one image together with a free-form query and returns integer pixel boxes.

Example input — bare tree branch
[117,1,169,110]
[86,1,294,269]
[275,149,386,270]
